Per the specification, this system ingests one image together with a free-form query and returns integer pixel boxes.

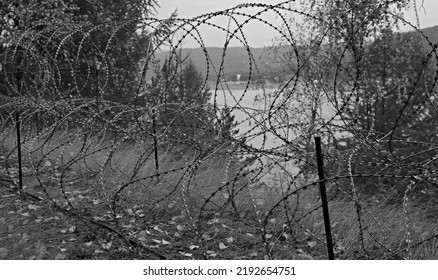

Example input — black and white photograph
[0,0,437,278]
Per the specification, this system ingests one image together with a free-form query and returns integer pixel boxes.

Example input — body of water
[211,86,283,150]
[210,84,345,150]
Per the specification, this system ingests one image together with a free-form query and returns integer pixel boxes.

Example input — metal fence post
[314,136,335,260]
[16,112,23,190]
[152,108,159,182]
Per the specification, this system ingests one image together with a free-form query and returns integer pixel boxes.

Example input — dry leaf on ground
[0,248,9,258]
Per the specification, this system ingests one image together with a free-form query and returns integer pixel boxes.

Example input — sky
[156,0,438,48]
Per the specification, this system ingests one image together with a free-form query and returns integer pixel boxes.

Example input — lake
[211,85,284,150]
[210,83,344,150]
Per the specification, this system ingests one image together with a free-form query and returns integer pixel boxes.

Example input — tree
[59,0,163,102]
[357,29,437,141]
[272,0,438,194]
[217,105,239,144]
[146,56,215,144]
[0,0,168,102]
[0,0,181,142]
[319,1,437,200]
[275,0,414,143]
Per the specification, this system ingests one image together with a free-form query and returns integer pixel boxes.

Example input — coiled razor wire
[1,1,438,259]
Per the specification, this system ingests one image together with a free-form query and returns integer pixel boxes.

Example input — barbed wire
[1,1,438,260]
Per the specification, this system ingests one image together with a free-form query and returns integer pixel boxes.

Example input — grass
[1,125,438,260]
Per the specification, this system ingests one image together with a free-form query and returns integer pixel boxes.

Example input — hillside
[417,25,438,44]
[150,25,438,82]
[152,46,293,82]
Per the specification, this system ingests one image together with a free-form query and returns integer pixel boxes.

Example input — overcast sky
[156,0,438,48]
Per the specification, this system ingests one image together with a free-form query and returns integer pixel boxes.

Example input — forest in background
[0,0,438,261]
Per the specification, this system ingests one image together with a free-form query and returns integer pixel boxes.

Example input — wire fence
[1,1,438,259]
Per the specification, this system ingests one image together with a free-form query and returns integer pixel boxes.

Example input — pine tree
[146,56,214,142]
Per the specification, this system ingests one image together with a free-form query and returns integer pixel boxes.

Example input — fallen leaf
[85,242,93,246]
[55,253,65,260]
[34,241,47,259]
[314,221,323,228]
[60,248,67,252]
[179,251,193,257]
[161,239,170,245]
[265,234,273,239]
[117,247,128,253]
[68,226,76,233]
[226,237,234,243]
[153,226,163,233]
[138,230,148,242]
[249,251,258,257]
[102,242,112,249]
[94,249,104,254]
[45,161,52,167]
[138,236,148,242]
[176,225,185,232]
[28,204,39,210]
[22,233,31,242]
[0,248,9,258]
[297,253,313,260]
[308,241,317,248]
[202,233,212,241]
[218,242,227,250]
[208,218,219,224]
[189,245,200,250]
[171,215,181,222]
[335,242,345,254]
[60,229,67,234]
[221,224,232,229]
[152,239,161,244]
